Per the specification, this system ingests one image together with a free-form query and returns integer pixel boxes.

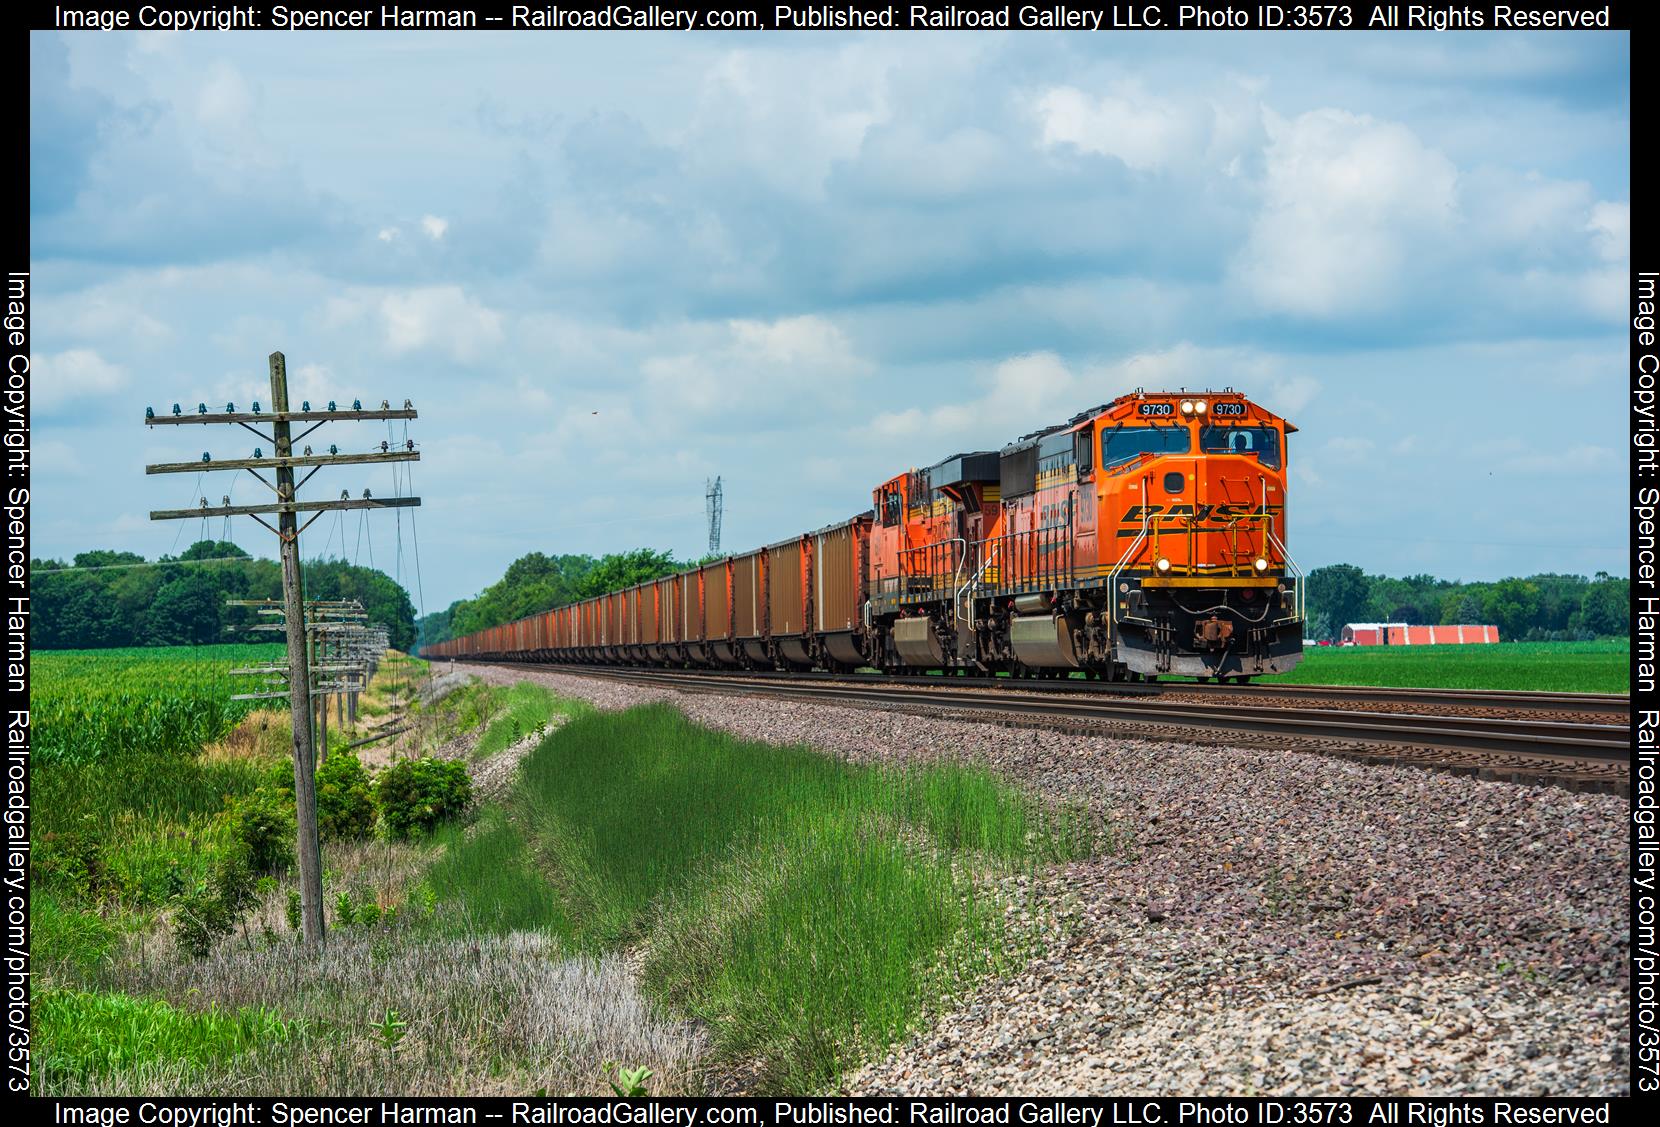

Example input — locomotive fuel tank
[1009,613,1079,668]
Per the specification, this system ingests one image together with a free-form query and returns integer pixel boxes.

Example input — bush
[33,827,107,898]
[376,757,472,840]
[173,851,257,959]
[316,753,376,841]
[265,758,296,796]
[226,788,295,876]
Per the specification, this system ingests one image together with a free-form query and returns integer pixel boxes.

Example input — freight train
[422,388,1305,682]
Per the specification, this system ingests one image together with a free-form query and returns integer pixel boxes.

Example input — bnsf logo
[1117,503,1283,534]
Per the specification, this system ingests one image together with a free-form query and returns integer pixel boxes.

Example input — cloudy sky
[31,29,1629,614]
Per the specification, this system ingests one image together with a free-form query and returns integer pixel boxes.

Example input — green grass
[425,810,573,936]
[433,703,1097,1091]
[34,988,296,1093]
[641,816,1012,1091]
[1264,638,1630,693]
[472,681,591,760]
[31,892,121,975]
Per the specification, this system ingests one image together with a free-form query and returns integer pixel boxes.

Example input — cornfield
[32,646,286,766]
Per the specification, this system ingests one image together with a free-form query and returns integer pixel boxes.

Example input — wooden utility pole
[145,351,420,948]
[268,355,329,945]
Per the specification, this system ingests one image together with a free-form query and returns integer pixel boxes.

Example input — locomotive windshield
[1200,425,1280,468]
[1101,425,1191,469]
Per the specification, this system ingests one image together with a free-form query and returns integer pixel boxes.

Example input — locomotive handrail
[896,536,967,603]
[1267,527,1306,622]
[973,521,1074,596]
[1107,513,1153,627]
[959,540,1001,601]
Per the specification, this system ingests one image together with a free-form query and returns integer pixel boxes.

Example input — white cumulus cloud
[1033,84,1204,173]
[33,349,128,414]
[1232,109,1458,317]
[378,286,503,362]
[640,315,871,423]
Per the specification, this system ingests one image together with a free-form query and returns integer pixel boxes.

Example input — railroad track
[475,662,1629,794]
[485,661,1629,718]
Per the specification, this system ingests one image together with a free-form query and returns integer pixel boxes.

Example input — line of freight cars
[426,519,874,672]
[424,387,1308,682]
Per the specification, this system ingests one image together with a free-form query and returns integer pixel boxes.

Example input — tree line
[32,541,418,651]
[1303,565,1629,644]
[416,548,708,648]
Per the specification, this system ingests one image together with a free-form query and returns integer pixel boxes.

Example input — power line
[32,555,261,575]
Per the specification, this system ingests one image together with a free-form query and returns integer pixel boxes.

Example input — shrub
[376,757,472,840]
[33,827,107,898]
[173,850,257,959]
[316,753,376,841]
[265,758,296,796]
[225,788,295,875]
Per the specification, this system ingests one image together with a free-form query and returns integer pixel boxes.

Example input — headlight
[1155,557,1171,573]
[1194,399,1208,414]
[1179,399,1195,415]
[1254,557,1269,572]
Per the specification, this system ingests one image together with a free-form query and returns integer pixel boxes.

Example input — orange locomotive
[423,388,1304,682]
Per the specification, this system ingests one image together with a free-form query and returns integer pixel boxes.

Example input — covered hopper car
[423,388,1305,682]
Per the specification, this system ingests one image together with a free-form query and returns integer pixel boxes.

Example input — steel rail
[460,660,1628,716]
[1154,680,1630,714]
[515,664,1628,761]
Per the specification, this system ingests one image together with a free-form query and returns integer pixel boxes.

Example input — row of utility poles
[146,352,420,948]
[229,598,389,760]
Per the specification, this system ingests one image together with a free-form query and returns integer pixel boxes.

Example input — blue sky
[30,29,1630,613]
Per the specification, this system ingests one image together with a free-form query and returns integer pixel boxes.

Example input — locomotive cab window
[1101,425,1191,469]
[880,485,901,527]
[1200,425,1280,469]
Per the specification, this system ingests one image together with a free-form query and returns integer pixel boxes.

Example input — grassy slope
[432,703,1096,1092]
[1263,639,1630,693]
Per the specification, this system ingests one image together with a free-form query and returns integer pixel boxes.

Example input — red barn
[1340,623,1500,646]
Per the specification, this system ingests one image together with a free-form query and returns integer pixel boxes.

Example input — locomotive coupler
[1194,615,1233,649]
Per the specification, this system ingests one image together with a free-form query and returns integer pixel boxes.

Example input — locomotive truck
[423,388,1304,683]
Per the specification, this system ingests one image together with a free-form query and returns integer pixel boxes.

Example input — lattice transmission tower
[705,475,723,556]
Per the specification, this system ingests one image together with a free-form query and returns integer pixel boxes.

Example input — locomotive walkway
[504,663,1629,793]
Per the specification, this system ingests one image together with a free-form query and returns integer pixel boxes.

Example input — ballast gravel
[455,664,1628,1096]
